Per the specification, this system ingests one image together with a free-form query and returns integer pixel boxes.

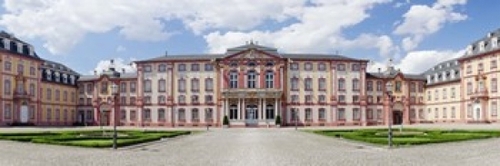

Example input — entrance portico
[222,89,282,127]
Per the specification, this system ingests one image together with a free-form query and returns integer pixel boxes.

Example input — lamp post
[386,82,393,148]
[111,82,119,150]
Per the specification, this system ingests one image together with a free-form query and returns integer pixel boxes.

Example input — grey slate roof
[421,58,461,85]
[462,28,500,58]
[42,60,80,76]
[0,31,41,59]
[136,43,365,63]
[367,66,425,80]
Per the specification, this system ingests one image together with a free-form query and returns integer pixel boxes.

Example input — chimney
[94,70,97,75]
[122,68,126,74]
[378,68,381,73]
[109,59,116,72]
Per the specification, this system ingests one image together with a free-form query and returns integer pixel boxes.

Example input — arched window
[229,71,238,88]
[247,70,257,88]
[191,108,199,121]
[248,61,256,67]
[158,108,166,121]
[265,71,274,88]
[178,108,186,121]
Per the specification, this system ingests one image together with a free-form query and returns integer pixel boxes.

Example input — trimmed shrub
[275,115,281,125]
[223,115,230,125]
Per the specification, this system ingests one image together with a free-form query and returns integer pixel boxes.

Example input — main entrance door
[245,105,258,126]
[20,104,29,123]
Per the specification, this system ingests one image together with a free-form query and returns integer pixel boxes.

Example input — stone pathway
[0,126,499,166]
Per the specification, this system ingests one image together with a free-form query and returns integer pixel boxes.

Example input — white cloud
[204,0,394,56]
[0,0,306,55]
[116,45,126,52]
[368,49,465,74]
[394,0,467,51]
[393,0,411,8]
[91,58,137,75]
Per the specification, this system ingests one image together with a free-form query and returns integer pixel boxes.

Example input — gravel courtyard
[0,126,499,166]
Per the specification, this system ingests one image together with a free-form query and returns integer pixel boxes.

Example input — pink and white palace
[2,28,500,127]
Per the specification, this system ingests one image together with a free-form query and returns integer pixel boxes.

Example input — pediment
[222,49,282,61]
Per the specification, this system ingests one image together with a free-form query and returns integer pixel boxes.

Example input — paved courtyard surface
[1,125,500,166]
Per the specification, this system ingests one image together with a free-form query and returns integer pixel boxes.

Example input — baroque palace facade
[1,28,500,127]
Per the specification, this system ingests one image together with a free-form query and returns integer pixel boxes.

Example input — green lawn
[0,130,191,148]
[310,128,500,147]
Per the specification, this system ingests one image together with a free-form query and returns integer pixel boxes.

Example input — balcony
[470,88,488,99]
[222,88,282,99]
[13,91,31,100]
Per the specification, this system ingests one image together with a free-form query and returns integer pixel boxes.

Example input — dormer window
[9,41,17,53]
[54,72,60,82]
[22,45,29,55]
[230,61,238,67]
[62,74,68,84]
[493,37,498,48]
[479,41,485,51]
[46,70,52,80]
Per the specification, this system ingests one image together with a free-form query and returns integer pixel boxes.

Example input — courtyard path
[0,126,499,166]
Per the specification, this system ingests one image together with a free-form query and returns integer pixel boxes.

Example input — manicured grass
[0,130,191,148]
[311,128,500,147]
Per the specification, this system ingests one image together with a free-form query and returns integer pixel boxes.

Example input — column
[242,99,245,120]
[275,99,278,118]
[237,98,241,120]
[225,99,229,116]
[263,99,267,120]
[259,98,262,120]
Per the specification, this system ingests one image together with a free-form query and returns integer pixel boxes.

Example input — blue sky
[0,0,498,75]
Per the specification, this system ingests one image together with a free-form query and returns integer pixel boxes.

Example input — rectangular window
[204,64,213,71]
[158,109,166,121]
[205,95,213,103]
[492,102,498,117]
[367,109,373,119]
[265,71,274,88]
[229,72,238,88]
[191,64,199,71]
[130,82,136,93]
[4,104,11,119]
[158,64,166,72]
[178,64,186,71]
[144,65,152,72]
[305,95,312,104]
[120,82,127,93]
[304,63,312,71]
[410,109,416,119]
[120,96,127,105]
[130,97,136,105]
[351,64,360,71]
[377,109,382,120]
[305,108,312,121]
[191,79,199,92]
[191,109,199,121]
[466,65,472,74]
[338,79,345,91]
[352,95,359,103]
[395,81,402,92]
[318,108,326,120]
[492,79,497,92]
[47,108,52,121]
[410,82,416,92]
[451,107,456,118]
[338,95,345,103]
[318,63,326,71]
[419,109,425,119]
[86,83,93,94]
[144,80,152,92]
[291,95,299,103]
[4,61,11,71]
[318,95,326,103]
[144,109,151,120]
[290,63,299,70]
[367,81,373,91]
[130,110,137,121]
[376,81,382,91]
[353,108,360,120]
[205,78,213,91]
[291,78,298,91]
[100,82,108,94]
[467,82,472,94]
[337,108,345,120]
[443,108,447,118]
[178,79,186,92]
[492,60,497,69]
[337,64,346,71]
[305,78,312,91]
[121,110,126,120]
[30,67,36,76]
[205,108,213,120]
